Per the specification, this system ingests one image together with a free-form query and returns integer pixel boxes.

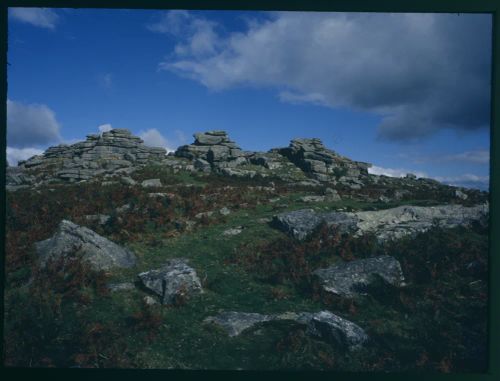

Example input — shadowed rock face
[204,310,368,351]
[313,256,406,297]
[138,259,203,305]
[35,220,137,271]
[273,203,489,241]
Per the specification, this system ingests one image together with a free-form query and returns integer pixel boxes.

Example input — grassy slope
[3,166,488,371]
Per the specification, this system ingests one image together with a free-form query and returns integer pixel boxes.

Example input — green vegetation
[4,165,488,371]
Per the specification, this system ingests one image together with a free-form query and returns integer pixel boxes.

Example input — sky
[7,8,492,190]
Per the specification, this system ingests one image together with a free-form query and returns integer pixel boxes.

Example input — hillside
[4,129,489,371]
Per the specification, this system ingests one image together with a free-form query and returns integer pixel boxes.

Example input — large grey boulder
[313,256,406,297]
[273,203,489,241]
[138,259,203,305]
[205,310,368,351]
[272,209,357,240]
[35,220,137,271]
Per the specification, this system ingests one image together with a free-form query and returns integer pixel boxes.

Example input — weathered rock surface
[138,259,203,305]
[273,203,488,241]
[205,310,368,350]
[272,209,357,240]
[175,131,250,171]
[204,312,273,337]
[35,220,137,271]
[313,256,406,297]
[277,138,371,184]
[7,129,167,186]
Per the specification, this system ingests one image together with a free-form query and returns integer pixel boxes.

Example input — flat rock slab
[313,256,405,297]
[141,178,162,187]
[138,259,203,305]
[204,312,273,337]
[273,203,488,241]
[35,220,137,271]
[204,310,368,351]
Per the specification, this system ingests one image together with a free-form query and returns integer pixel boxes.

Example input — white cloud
[98,123,113,133]
[6,146,44,166]
[7,99,62,148]
[155,11,491,141]
[434,174,489,190]
[9,8,59,29]
[368,165,427,178]
[138,129,173,152]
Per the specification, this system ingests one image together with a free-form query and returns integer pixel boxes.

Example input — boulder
[205,310,368,350]
[273,203,488,241]
[141,178,162,187]
[35,220,137,271]
[137,259,203,305]
[313,256,406,297]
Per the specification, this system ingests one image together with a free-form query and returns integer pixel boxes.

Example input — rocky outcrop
[137,259,203,305]
[175,131,249,170]
[313,256,406,297]
[277,138,371,184]
[204,310,368,351]
[35,220,137,271]
[273,203,489,241]
[7,129,167,186]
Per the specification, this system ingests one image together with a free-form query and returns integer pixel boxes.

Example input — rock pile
[175,131,249,171]
[277,138,371,185]
[273,203,489,241]
[7,129,167,187]
[35,220,137,271]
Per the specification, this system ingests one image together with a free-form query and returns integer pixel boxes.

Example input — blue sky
[7,8,492,189]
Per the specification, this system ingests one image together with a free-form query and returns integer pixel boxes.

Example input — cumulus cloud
[98,123,113,133]
[154,11,491,142]
[9,8,59,29]
[434,174,490,191]
[7,99,62,148]
[6,147,44,166]
[368,165,427,178]
[138,128,173,152]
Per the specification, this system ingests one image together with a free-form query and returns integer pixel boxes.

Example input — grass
[3,164,489,371]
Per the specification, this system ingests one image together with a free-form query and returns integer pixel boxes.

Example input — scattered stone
[300,195,325,203]
[35,220,137,271]
[85,214,111,225]
[222,227,243,236]
[148,192,169,198]
[120,176,137,186]
[195,211,214,219]
[116,203,131,214]
[108,282,135,292]
[219,207,231,216]
[455,189,469,200]
[257,217,272,224]
[144,295,159,306]
[313,256,406,297]
[324,187,341,201]
[141,178,162,187]
[137,259,203,305]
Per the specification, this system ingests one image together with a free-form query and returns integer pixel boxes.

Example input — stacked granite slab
[174,130,250,171]
[277,138,371,184]
[11,129,167,184]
